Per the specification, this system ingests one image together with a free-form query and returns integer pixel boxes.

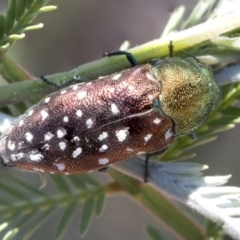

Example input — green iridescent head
[152,57,220,136]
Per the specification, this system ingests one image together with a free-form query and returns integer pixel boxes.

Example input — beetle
[0,43,220,179]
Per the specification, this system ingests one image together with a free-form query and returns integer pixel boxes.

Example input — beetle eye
[149,59,161,66]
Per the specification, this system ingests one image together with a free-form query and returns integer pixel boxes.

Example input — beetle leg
[40,76,59,87]
[188,131,197,140]
[40,75,88,88]
[144,154,150,183]
[144,148,168,182]
[98,167,109,173]
[104,50,138,67]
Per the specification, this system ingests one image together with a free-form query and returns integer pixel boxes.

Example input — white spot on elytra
[60,90,67,94]
[99,144,108,152]
[29,152,44,162]
[7,140,15,150]
[112,73,121,80]
[76,109,83,117]
[98,132,108,141]
[44,97,51,103]
[126,148,133,152]
[72,136,80,142]
[144,133,152,142]
[53,163,65,171]
[98,76,104,79]
[153,118,161,125]
[128,85,135,91]
[18,141,24,147]
[86,119,93,128]
[25,132,33,143]
[40,110,49,120]
[109,87,115,93]
[72,147,82,158]
[111,103,120,114]
[42,144,50,150]
[63,116,69,122]
[65,172,70,175]
[72,85,78,90]
[77,91,87,99]
[116,128,129,142]
[165,129,173,140]
[18,120,24,126]
[148,94,153,101]
[44,132,54,141]
[57,128,67,138]
[11,152,25,161]
[98,158,109,165]
[137,151,146,155]
[59,142,66,151]
[146,73,156,81]
[28,109,33,116]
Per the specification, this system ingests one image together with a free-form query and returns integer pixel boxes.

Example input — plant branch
[0,12,240,107]
[112,158,240,239]
[108,167,204,240]
[0,54,34,82]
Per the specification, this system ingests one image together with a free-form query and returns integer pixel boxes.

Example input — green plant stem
[0,54,34,82]
[108,168,204,240]
[0,12,240,107]
[139,185,204,240]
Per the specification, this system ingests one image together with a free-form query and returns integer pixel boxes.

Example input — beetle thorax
[152,57,220,136]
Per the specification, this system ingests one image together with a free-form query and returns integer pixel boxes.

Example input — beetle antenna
[169,42,201,64]
[181,50,201,63]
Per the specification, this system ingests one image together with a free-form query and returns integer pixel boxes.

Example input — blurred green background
[0,0,239,239]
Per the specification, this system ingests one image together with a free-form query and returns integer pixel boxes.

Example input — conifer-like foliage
[0,0,240,239]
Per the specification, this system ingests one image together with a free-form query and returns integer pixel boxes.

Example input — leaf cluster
[0,0,240,240]
[0,0,56,52]
[0,173,105,239]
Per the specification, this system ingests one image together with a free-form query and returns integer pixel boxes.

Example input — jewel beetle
[0,43,220,176]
